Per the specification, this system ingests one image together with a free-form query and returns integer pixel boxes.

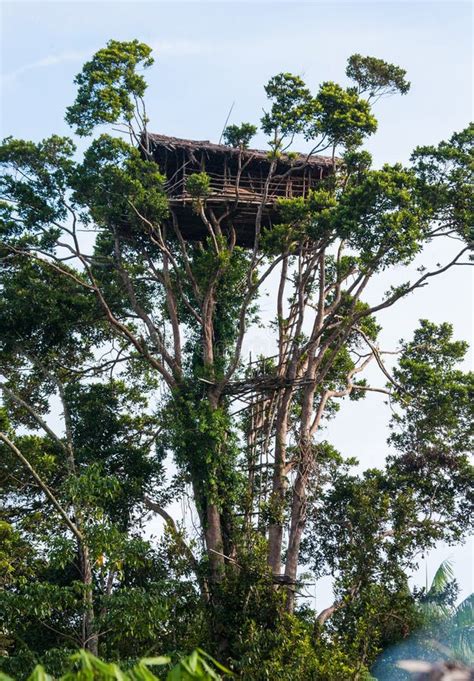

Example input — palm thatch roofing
[147,133,333,169]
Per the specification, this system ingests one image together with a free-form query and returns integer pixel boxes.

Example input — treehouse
[148,133,333,247]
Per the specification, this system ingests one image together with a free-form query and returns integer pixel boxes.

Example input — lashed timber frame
[146,133,338,576]
[143,131,349,600]
[148,133,334,247]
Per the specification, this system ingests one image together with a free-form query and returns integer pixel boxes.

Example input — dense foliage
[0,41,472,679]
[0,649,231,681]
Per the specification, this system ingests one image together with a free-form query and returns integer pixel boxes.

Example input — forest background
[1,0,472,605]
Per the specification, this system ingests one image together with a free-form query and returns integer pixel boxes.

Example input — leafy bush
[0,649,231,681]
[185,173,211,199]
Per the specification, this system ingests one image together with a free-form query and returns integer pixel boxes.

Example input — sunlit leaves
[1,38,472,679]
[65,40,154,136]
[309,81,378,149]
[335,164,427,269]
[12,648,231,681]
[389,320,473,453]
[346,54,410,97]
[186,173,211,199]
[223,124,257,149]
[411,124,474,242]
[261,73,317,146]
[0,135,76,238]
[73,134,168,229]
[260,70,380,152]
[342,149,373,179]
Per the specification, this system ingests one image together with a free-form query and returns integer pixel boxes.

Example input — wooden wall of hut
[147,134,333,248]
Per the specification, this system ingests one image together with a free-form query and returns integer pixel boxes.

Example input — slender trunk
[284,381,315,612]
[203,389,226,587]
[0,432,100,653]
[80,545,99,655]
[59,384,100,652]
[267,251,314,576]
[205,503,225,585]
[267,390,291,574]
[283,463,307,612]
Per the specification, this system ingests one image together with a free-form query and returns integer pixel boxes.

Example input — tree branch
[0,432,83,543]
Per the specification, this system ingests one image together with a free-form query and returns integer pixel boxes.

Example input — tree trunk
[284,461,308,612]
[80,545,99,656]
[267,390,291,574]
[284,382,315,612]
[205,503,225,586]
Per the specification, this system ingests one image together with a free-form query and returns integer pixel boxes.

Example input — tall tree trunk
[80,545,99,656]
[205,503,225,585]
[284,382,315,612]
[283,459,309,613]
[267,390,292,574]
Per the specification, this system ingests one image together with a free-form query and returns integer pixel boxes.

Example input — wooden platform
[147,133,334,248]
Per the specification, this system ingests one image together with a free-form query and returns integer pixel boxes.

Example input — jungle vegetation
[0,40,472,679]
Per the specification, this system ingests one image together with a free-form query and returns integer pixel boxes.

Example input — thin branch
[0,383,69,456]
[0,432,83,543]
[143,496,206,595]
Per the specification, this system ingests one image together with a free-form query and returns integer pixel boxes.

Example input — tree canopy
[0,40,472,680]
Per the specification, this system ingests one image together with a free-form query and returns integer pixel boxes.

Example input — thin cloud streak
[1,22,429,88]
[1,39,213,86]
[2,50,90,85]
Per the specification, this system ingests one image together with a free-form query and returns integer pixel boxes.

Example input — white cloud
[1,39,211,86]
[2,50,89,85]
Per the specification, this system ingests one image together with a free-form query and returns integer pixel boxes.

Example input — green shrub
[0,649,231,681]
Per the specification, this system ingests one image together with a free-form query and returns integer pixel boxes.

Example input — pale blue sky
[1,0,472,604]
[1,1,472,165]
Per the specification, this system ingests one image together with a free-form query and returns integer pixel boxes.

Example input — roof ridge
[146,132,334,166]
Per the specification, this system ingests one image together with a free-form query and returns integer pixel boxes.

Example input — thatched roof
[147,133,333,168]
